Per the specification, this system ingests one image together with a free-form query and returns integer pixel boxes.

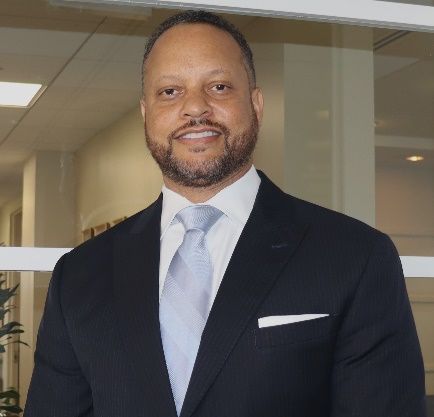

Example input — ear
[140,98,146,121]
[251,87,264,125]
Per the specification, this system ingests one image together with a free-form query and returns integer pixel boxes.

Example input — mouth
[176,128,221,141]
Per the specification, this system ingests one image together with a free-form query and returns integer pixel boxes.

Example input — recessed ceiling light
[316,110,329,121]
[406,155,424,162]
[0,82,45,108]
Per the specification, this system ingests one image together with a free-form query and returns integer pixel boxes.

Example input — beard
[145,112,258,188]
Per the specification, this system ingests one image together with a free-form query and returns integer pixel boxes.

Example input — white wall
[19,151,77,401]
[283,26,375,225]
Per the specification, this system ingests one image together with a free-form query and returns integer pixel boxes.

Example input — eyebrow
[154,68,230,83]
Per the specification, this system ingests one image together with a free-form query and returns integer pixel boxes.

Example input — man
[25,10,426,417]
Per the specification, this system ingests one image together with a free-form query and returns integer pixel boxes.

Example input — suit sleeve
[330,233,426,417]
[24,254,93,417]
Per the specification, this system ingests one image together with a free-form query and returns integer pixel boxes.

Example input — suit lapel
[113,196,178,417]
[180,175,309,417]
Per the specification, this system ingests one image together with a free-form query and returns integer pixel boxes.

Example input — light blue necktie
[160,205,223,415]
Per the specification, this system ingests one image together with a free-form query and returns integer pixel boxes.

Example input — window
[0,0,433,406]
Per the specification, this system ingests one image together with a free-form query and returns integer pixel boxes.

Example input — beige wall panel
[0,198,21,246]
[75,107,162,243]
[252,43,285,188]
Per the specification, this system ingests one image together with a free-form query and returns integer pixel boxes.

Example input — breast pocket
[254,314,340,349]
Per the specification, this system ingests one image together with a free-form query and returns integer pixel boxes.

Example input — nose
[180,90,212,120]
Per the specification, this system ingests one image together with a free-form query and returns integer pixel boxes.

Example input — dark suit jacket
[24,173,426,417]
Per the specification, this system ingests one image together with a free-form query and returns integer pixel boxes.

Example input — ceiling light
[316,110,329,121]
[406,155,424,162]
[0,82,45,108]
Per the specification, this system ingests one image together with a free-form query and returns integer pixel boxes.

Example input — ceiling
[0,0,432,207]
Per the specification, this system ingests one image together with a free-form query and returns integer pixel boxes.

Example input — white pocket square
[258,314,329,328]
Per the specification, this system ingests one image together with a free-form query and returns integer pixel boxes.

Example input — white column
[283,26,375,226]
[20,151,76,403]
[332,26,375,225]
[283,39,335,209]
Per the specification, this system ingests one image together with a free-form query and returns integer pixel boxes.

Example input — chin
[179,150,222,163]
[180,158,218,171]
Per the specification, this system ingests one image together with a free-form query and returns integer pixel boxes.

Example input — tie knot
[176,205,223,234]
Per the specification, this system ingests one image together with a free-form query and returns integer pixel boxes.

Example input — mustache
[168,119,230,141]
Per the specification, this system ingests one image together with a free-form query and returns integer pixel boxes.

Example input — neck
[163,163,252,203]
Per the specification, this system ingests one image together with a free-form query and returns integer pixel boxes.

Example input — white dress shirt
[159,165,261,303]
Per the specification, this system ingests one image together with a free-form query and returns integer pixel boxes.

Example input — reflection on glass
[374,28,434,398]
[0,1,433,404]
[374,29,434,256]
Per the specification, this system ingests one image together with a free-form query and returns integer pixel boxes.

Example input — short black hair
[141,10,256,92]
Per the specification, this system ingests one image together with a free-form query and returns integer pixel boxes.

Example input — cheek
[215,101,252,127]
[146,109,175,138]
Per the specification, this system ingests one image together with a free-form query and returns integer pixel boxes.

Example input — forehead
[145,23,244,73]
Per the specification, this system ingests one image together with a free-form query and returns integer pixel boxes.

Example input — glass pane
[0,0,433,408]
[373,27,434,401]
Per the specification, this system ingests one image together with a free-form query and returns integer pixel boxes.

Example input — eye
[161,88,176,96]
[158,87,181,99]
[211,84,229,92]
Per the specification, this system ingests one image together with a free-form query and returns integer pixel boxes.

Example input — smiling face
[141,23,263,189]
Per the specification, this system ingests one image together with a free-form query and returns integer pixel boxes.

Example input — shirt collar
[160,165,261,238]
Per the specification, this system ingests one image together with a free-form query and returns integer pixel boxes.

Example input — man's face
[141,23,263,188]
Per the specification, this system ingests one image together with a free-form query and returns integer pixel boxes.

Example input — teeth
[182,130,219,139]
